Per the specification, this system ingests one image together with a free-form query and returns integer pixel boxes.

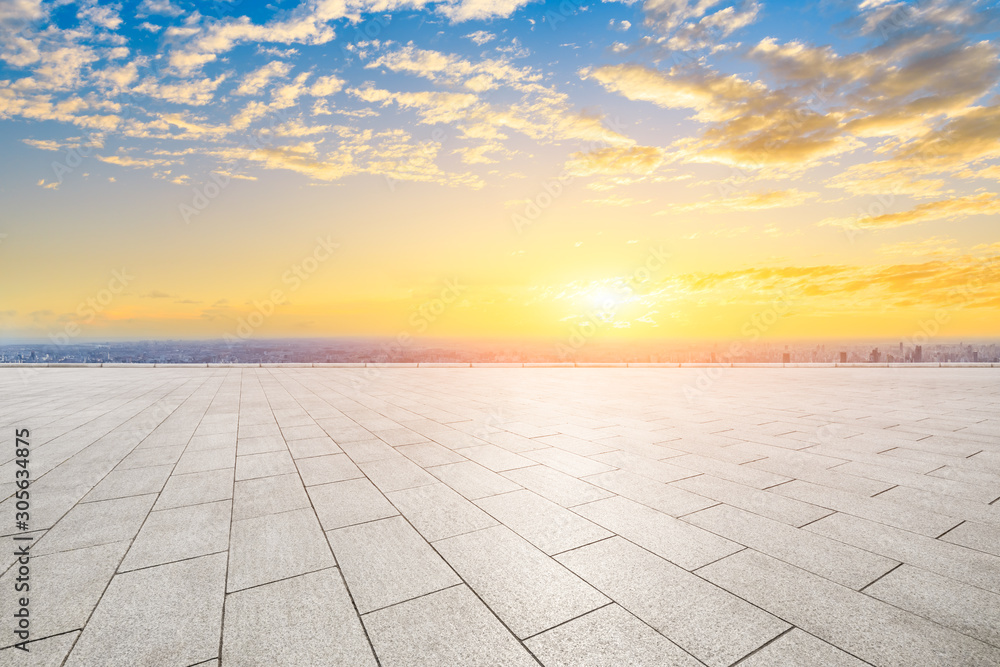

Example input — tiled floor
[1,367,999,666]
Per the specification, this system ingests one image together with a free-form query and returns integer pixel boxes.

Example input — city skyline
[2,0,1000,342]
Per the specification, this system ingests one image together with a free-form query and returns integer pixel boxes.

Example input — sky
[0,0,998,344]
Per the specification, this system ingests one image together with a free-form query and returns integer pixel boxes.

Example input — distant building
[839,351,847,363]
[782,352,790,364]
[914,345,922,362]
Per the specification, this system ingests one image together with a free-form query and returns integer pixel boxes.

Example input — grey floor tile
[397,441,467,467]
[671,473,831,527]
[295,453,363,486]
[236,434,286,455]
[502,465,614,507]
[155,468,234,511]
[223,568,375,666]
[364,585,537,667]
[865,564,1000,647]
[456,444,534,472]
[232,472,309,520]
[684,504,898,589]
[228,507,335,592]
[573,496,740,570]
[174,446,236,475]
[590,450,699,484]
[82,465,173,503]
[940,521,1000,557]
[1,631,80,667]
[772,479,960,537]
[386,483,498,542]
[807,512,1000,594]
[736,629,867,667]
[0,541,128,644]
[235,450,296,481]
[475,489,611,555]
[429,461,522,499]
[434,525,609,638]
[35,494,156,556]
[583,470,717,517]
[338,437,402,462]
[358,456,438,492]
[699,549,1000,667]
[66,553,226,666]
[286,436,342,459]
[524,448,615,478]
[309,478,398,530]
[556,537,787,667]
[667,453,790,489]
[121,500,231,571]
[328,516,460,613]
[525,604,703,667]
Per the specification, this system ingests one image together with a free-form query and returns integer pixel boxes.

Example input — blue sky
[1,0,999,341]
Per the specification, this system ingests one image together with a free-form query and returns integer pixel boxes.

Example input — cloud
[820,193,1000,230]
[234,61,293,96]
[133,75,227,106]
[143,290,174,298]
[661,189,817,214]
[879,237,959,258]
[437,0,532,22]
[565,145,663,176]
[465,30,495,45]
[136,0,183,17]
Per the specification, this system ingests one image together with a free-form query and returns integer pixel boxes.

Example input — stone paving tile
[295,453,363,486]
[234,450,296,481]
[589,450,699,484]
[35,493,156,556]
[556,537,788,667]
[583,470,717,517]
[573,496,741,570]
[155,468,233,511]
[735,629,867,667]
[456,444,534,472]
[67,553,227,666]
[670,473,832,526]
[174,446,236,475]
[81,465,173,503]
[434,525,610,639]
[475,489,612,555]
[363,585,537,667]
[231,472,308,520]
[524,603,703,667]
[386,482,498,542]
[329,516,460,613]
[806,512,1000,594]
[337,437,401,462]
[684,505,898,589]
[772,479,960,537]
[308,478,399,529]
[940,521,1000,556]
[1,631,81,667]
[5,367,999,665]
[397,441,467,467]
[700,549,1000,667]
[227,507,335,592]
[0,541,128,645]
[524,447,616,478]
[502,464,613,507]
[429,460,523,499]
[285,435,342,459]
[358,456,438,492]
[865,564,1000,647]
[223,568,376,666]
[120,499,231,571]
